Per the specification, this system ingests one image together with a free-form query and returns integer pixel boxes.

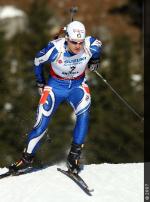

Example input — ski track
[0,163,144,202]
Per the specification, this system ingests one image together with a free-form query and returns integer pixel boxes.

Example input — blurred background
[0,0,144,167]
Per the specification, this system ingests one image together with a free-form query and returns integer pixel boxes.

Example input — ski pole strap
[94,70,144,122]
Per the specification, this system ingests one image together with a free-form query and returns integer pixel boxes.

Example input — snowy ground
[0,163,144,202]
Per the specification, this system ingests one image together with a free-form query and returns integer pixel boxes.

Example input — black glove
[36,82,45,95]
[88,58,100,71]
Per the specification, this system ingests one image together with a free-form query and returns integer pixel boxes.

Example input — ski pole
[54,4,78,39]
[94,70,144,122]
[70,6,78,21]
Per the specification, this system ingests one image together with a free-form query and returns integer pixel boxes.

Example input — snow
[0,6,25,19]
[0,163,144,202]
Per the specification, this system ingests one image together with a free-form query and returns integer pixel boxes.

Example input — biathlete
[9,21,102,174]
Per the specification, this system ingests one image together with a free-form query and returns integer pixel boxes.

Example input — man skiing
[9,21,102,174]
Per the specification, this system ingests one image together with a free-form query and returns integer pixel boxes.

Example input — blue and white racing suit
[26,36,102,154]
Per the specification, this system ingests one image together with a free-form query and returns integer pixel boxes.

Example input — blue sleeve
[34,42,58,84]
[34,64,45,84]
[89,37,102,60]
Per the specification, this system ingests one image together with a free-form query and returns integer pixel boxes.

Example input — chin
[73,50,80,54]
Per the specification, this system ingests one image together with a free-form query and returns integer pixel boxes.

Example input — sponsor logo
[77,33,81,38]
[58,59,63,64]
[93,39,102,47]
[73,29,84,33]
[85,95,89,101]
[64,57,86,64]
[39,59,44,63]
[62,71,79,76]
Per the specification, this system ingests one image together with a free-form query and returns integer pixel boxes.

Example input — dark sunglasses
[69,40,84,45]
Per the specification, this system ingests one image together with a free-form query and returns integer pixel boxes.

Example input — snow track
[0,163,144,202]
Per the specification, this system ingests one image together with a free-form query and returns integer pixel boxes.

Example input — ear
[65,35,69,41]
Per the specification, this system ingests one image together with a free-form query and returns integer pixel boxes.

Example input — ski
[0,171,12,179]
[57,168,94,196]
[0,167,38,180]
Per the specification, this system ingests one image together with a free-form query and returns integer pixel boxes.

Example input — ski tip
[0,171,12,179]
[57,167,94,196]
[85,189,93,196]
[57,167,63,171]
[89,189,94,192]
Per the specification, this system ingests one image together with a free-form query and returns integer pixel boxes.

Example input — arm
[88,37,102,71]
[34,42,56,93]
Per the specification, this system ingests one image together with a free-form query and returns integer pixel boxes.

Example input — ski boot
[8,152,34,173]
[67,142,84,174]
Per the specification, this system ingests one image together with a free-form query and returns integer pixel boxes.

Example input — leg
[68,82,91,144]
[26,86,62,154]
[67,83,91,173]
[9,86,63,172]
[73,110,90,145]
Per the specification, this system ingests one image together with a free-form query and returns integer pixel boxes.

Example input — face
[67,39,84,54]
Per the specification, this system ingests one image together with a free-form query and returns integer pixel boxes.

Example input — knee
[78,109,89,117]
[76,109,90,123]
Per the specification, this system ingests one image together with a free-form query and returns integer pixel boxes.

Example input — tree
[86,35,144,164]
[0,0,55,166]
[0,0,74,166]
[108,0,143,29]
[0,31,19,164]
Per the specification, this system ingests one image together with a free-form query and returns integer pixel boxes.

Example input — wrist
[36,82,45,88]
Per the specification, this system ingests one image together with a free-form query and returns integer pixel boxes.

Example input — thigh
[67,83,91,116]
[34,86,64,128]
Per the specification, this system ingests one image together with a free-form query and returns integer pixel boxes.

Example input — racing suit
[26,36,102,154]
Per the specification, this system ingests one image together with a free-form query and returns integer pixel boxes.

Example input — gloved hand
[37,82,45,95]
[88,58,100,71]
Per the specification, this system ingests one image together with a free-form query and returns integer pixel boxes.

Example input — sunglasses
[69,40,84,45]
